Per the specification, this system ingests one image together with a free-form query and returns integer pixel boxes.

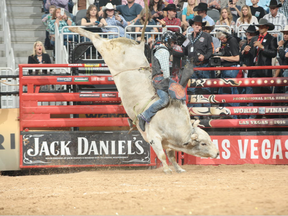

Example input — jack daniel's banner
[21,131,151,167]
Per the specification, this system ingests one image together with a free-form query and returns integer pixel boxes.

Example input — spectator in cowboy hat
[182,15,214,102]
[243,18,277,117]
[278,25,288,94]
[263,0,287,37]
[193,3,215,26]
[202,22,220,52]
[157,4,181,32]
[239,24,259,119]
[185,2,214,34]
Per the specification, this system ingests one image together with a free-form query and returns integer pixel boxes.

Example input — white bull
[69,27,219,174]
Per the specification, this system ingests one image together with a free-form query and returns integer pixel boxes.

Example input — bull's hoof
[176,168,186,173]
[163,167,173,174]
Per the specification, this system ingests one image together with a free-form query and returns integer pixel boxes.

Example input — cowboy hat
[267,0,282,8]
[102,2,115,11]
[280,25,288,32]
[244,25,259,34]
[202,22,215,31]
[193,3,208,11]
[189,15,206,26]
[255,18,275,30]
[163,4,177,11]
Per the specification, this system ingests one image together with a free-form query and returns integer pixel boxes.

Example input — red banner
[182,135,288,165]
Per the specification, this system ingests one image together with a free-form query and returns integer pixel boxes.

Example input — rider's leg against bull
[138,89,170,132]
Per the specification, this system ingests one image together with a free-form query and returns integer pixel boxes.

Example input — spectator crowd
[36,0,288,119]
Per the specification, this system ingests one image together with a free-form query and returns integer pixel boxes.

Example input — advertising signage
[20,131,151,168]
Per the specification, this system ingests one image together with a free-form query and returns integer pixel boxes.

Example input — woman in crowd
[235,5,258,39]
[135,9,159,46]
[99,2,128,39]
[27,41,51,75]
[181,0,197,30]
[216,7,235,32]
[48,7,76,46]
[81,5,103,30]
[42,5,56,49]
[149,0,165,22]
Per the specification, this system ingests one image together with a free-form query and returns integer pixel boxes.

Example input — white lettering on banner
[61,141,71,155]
[273,140,283,159]
[262,139,271,159]
[127,140,135,155]
[39,141,50,156]
[238,139,249,159]
[50,141,60,156]
[285,140,288,159]
[76,137,144,156]
[89,141,99,155]
[118,140,126,155]
[135,140,144,155]
[222,139,230,159]
[111,141,116,155]
[212,140,220,159]
[251,140,259,159]
[78,137,88,155]
[27,138,71,156]
[100,141,109,155]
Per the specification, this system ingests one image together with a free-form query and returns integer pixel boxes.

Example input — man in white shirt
[263,0,287,38]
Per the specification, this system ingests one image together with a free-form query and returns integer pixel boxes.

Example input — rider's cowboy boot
[137,114,147,132]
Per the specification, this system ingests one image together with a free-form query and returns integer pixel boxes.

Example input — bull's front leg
[166,149,186,173]
[150,138,172,174]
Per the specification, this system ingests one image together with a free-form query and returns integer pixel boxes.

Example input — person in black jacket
[243,18,278,117]
[244,18,277,87]
[28,41,52,75]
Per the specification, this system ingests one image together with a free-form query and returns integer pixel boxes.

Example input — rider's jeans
[142,89,169,122]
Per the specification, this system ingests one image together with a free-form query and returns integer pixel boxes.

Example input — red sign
[183,135,288,165]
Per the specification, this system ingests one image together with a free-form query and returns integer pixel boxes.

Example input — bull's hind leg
[150,138,172,174]
[69,27,101,41]
[166,149,186,173]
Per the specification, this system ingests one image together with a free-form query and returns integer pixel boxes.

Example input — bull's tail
[140,0,149,42]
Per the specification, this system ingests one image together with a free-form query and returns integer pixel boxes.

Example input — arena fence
[16,63,288,168]
[18,63,157,168]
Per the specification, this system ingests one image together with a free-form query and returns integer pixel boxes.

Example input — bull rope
[112,66,151,77]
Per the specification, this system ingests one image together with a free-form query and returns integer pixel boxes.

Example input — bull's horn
[191,133,198,140]
[191,119,200,128]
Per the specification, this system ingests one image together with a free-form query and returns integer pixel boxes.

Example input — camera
[229,0,233,4]
[95,21,100,25]
[209,52,224,67]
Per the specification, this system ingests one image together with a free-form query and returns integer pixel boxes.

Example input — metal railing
[187,25,232,38]
[56,26,121,63]
[1,0,15,70]
[237,24,283,41]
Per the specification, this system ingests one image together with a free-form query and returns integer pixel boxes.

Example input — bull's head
[182,120,219,158]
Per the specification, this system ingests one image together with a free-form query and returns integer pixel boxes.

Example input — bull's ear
[191,133,198,140]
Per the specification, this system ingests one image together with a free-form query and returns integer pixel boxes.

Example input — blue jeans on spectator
[43,0,48,13]
[142,89,169,122]
[187,63,214,109]
[218,65,239,118]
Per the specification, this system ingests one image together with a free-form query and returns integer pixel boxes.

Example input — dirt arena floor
[0,164,287,215]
